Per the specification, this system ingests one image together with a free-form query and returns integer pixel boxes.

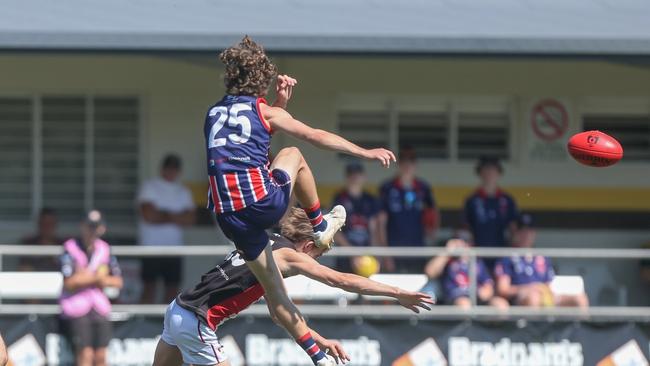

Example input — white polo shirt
[137,177,194,246]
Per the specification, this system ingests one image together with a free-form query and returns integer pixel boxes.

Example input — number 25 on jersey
[208,102,252,148]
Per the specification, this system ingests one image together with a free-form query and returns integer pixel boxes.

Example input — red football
[567,130,623,167]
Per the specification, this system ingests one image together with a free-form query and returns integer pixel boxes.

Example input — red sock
[297,332,327,365]
[304,201,327,232]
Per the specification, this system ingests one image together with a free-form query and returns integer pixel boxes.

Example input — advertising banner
[1,315,649,366]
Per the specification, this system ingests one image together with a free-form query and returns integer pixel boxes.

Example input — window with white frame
[338,111,390,149]
[0,96,139,223]
[582,115,650,161]
[93,98,140,222]
[337,97,511,161]
[580,98,650,162]
[457,112,510,160]
[0,98,33,220]
[398,112,449,159]
[42,97,86,219]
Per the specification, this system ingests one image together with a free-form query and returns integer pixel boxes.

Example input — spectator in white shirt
[138,154,196,303]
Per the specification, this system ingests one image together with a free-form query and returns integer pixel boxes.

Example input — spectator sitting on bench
[424,231,508,309]
[495,213,589,308]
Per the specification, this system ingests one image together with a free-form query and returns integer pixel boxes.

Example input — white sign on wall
[528,98,572,162]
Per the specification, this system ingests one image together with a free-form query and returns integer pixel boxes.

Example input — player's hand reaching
[316,338,350,364]
[363,148,397,168]
[396,290,435,313]
[273,74,298,109]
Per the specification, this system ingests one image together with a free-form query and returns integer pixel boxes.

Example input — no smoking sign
[531,99,569,142]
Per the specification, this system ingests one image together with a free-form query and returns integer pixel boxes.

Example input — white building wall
[2,54,648,189]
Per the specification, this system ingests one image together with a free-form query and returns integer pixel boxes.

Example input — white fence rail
[0,303,649,322]
[2,244,650,258]
[2,244,650,320]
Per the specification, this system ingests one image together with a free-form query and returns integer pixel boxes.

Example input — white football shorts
[161,299,227,365]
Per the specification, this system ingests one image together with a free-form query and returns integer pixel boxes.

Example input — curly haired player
[202,36,395,365]
[153,208,433,366]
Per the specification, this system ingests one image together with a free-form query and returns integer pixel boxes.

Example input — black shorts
[61,311,112,351]
[445,289,490,306]
[141,257,182,284]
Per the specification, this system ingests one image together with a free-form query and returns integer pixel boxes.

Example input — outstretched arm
[276,249,434,312]
[261,104,396,168]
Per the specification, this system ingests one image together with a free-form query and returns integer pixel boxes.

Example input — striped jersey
[204,95,273,214]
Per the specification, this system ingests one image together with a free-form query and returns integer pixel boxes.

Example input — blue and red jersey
[442,258,492,301]
[204,95,273,214]
[331,190,379,247]
[379,178,435,246]
[494,255,555,285]
[464,188,518,247]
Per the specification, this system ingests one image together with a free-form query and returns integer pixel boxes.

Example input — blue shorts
[216,169,291,261]
[445,287,488,305]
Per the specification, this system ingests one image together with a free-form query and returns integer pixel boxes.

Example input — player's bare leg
[270,147,346,247]
[152,339,184,366]
[246,245,309,339]
[152,338,231,366]
[247,246,336,366]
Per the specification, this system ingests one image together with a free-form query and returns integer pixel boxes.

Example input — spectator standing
[425,236,508,309]
[19,208,64,272]
[495,213,589,308]
[378,147,439,273]
[138,154,196,303]
[464,156,518,249]
[331,162,380,273]
[59,210,123,366]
